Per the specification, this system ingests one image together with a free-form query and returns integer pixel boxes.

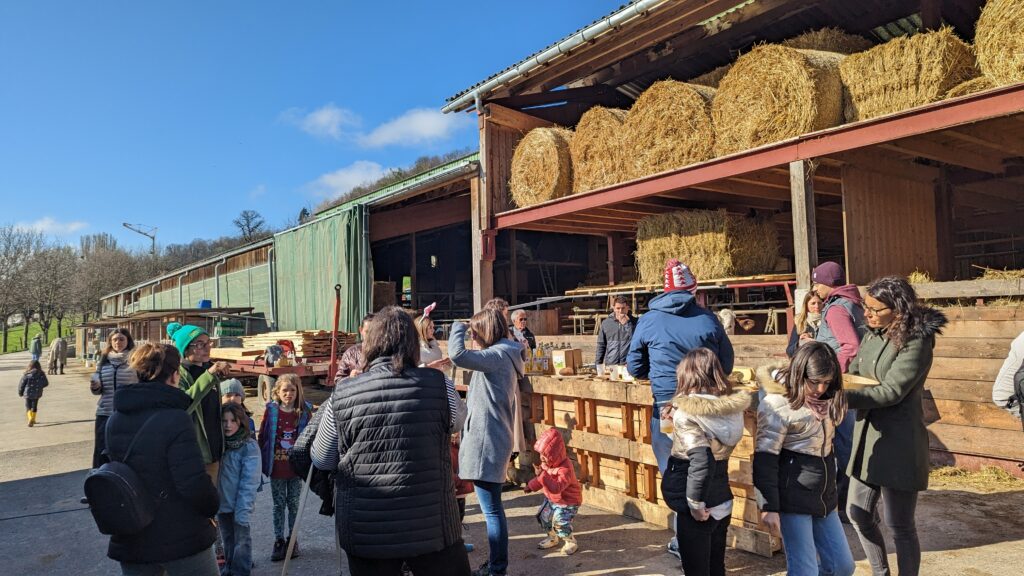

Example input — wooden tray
[843,374,880,390]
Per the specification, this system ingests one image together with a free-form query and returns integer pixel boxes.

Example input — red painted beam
[495,83,1024,230]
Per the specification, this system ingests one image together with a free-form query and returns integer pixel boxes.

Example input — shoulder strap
[119,413,163,463]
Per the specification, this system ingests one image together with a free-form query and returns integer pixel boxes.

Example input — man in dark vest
[311,306,470,576]
[812,261,867,521]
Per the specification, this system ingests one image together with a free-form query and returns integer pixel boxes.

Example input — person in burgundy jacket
[524,428,582,556]
[811,261,867,521]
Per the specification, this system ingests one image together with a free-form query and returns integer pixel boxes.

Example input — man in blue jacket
[627,259,734,559]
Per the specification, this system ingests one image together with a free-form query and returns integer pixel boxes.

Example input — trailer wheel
[257,374,276,403]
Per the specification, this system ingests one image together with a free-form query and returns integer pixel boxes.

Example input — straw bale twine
[781,27,874,55]
[840,28,978,122]
[689,64,733,88]
[975,0,1024,85]
[570,106,628,193]
[509,127,574,208]
[634,209,779,284]
[624,80,716,179]
[712,46,845,156]
[946,76,996,99]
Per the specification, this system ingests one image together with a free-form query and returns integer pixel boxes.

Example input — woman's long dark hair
[866,276,917,351]
[781,342,847,423]
[100,328,135,365]
[675,348,733,397]
[361,306,420,374]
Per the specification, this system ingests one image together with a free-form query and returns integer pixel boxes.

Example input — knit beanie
[220,378,244,398]
[166,322,208,356]
[663,259,698,293]
[811,261,845,288]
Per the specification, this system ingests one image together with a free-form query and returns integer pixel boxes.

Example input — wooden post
[625,460,639,497]
[591,454,602,488]
[509,230,518,305]
[934,169,955,281]
[920,0,942,30]
[586,400,598,434]
[607,232,623,285]
[577,450,590,483]
[641,405,653,444]
[574,398,587,431]
[470,176,494,310]
[644,464,659,503]
[543,395,555,426]
[622,404,635,440]
[790,160,818,290]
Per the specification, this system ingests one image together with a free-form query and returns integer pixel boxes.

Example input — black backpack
[1008,361,1024,430]
[84,414,166,536]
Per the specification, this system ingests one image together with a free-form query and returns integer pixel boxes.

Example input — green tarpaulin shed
[273,205,371,333]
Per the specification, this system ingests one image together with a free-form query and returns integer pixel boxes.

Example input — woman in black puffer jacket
[103,342,220,575]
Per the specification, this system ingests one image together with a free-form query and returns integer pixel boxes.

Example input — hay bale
[509,127,574,208]
[946,76,997,99]
[781,27,874,54]
[688,63,733,88]
[840,28,978,122]
[624,80,716,179]
[713,46,845,156]
[975,0,1024,85]
[634,209,779,284]
[570,107,628,193]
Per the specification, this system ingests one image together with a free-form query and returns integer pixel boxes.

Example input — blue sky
[0,0,622,251]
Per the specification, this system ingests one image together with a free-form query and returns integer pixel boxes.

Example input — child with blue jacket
[218,403,261,576]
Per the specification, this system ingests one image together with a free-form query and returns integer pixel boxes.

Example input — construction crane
[122,223,158,256]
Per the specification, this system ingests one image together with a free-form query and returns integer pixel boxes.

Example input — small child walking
[219,403,261,576]
[18,360,49,427]
[257,374,312,562]
[524,427,582,555]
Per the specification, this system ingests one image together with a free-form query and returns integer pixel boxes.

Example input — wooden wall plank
[927,422,1023,460]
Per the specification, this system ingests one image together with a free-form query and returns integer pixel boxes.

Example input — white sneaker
[537,533,560,550]
[561,536,578,555]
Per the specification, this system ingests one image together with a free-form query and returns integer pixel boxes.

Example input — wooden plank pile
[239,330,356,358]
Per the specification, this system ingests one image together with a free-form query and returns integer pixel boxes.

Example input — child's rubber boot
[537,530,560,550]
[561,535,578,555]
[27,410,35,427]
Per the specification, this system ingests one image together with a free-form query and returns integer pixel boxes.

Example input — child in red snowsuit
[524,427,583,555]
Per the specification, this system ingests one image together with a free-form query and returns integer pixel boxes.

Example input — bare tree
[232,210,267,242]
[22,245,78,343]
[72,239,148,321]
[0,225,42,352]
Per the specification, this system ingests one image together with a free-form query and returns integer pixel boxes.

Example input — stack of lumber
[239,330,356,358]
[209,347,263,361]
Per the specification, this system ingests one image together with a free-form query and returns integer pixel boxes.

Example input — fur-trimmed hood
[673,389,752,416]
[756,359,790,396]
[908,305,948,340]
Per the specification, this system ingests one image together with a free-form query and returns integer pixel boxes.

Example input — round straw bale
[712,46,845,156]
[624,80,716,179]
[570,106,628,193]
[509,127,573,208]
[781,27,874,55]
[840,28,978,122]
[688,63,733,88]
[945,76,996,99]
[975,0,1024,85]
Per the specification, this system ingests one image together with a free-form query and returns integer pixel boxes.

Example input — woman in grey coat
[90,329,138,468]
[449,308,524,576]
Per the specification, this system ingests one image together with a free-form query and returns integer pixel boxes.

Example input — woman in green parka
[845,276,947,576]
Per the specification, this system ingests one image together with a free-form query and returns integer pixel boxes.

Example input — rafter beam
[879,139,1005,174]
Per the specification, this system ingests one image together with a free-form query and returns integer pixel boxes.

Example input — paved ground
[1,349,1022,575]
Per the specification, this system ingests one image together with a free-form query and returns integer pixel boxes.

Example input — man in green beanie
[167,322,231,480]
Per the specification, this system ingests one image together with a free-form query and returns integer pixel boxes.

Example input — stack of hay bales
[509,127,574,208]
[840,27,978,122]
[975,0,1024,86]
[688,63,733,88]
[570,106,628,193]
[713,45,846,155]
[634,209,779,284]
[946,76,996,98]
[780,27,874,54]
[623,80,716,179]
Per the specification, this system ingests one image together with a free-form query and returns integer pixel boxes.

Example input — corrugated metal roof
[316,151,479,217]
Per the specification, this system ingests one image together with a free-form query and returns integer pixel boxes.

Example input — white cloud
[358,108,472,148]
[279,103,360,140]
[307,161,388,199]
[248,184,267,199]
[15,217,88,236]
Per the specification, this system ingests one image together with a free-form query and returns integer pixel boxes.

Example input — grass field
[1,317,79,355]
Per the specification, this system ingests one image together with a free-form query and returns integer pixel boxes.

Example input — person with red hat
[626,258,734,560]
[811,260,867,522]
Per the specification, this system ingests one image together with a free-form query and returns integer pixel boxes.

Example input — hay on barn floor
[624,80,716,179]
[712,46,845,156]
[976,265,1024,280]
[570,106,628,193]
[908,269,933,284]
[509,127,574,208]
[688,63,733,88]
[840,27,978,122]
[945,76,996,99]
[634,209,779,284]
[975,0,1024,85]
[781,27,874,55]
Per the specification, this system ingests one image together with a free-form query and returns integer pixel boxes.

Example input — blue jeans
[474,480,508,575]
[217,513,252,576]
[120,546,219,576]
[779,510,855,576]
